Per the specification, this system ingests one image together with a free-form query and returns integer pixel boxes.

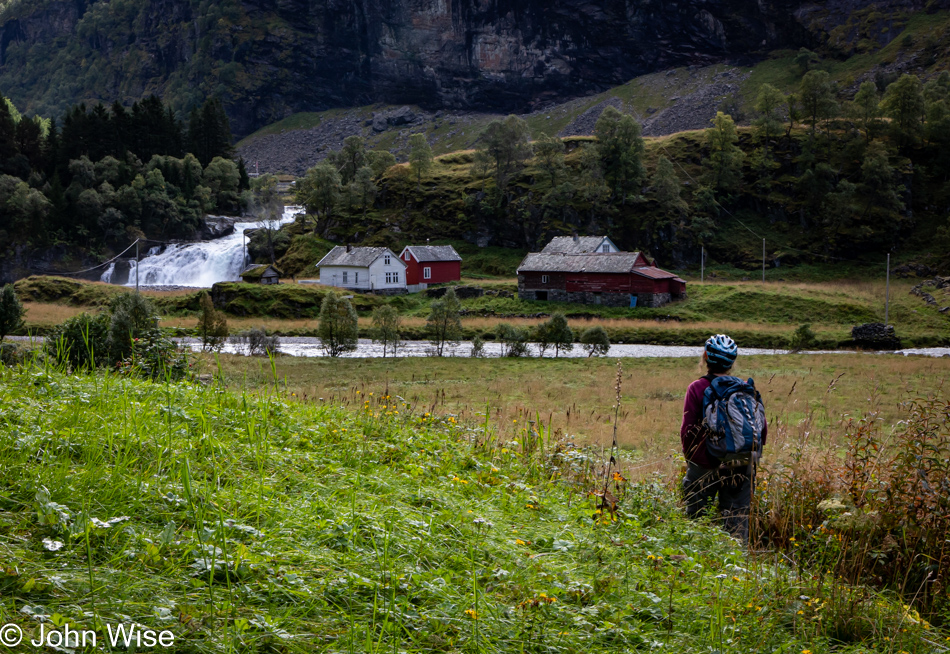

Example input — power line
[653,136,884,265]
[34,237,166,277]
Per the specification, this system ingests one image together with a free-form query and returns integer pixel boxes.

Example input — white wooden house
[315,246,408,294]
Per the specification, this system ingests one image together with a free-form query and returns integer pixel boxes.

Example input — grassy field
[16,274,950,348]
[204,351,950,479]
[0,359,945,652]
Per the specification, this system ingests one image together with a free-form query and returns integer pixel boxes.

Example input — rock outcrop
[5,0,943,137]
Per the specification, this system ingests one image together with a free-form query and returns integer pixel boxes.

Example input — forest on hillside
[274,70,950,274]
[0,95,248,258]
[3,69,950,279]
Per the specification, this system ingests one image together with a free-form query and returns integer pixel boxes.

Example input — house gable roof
[240,264,282,279]
[400,245,462,262]
[316,246,406,269]
[517,252,646,274]
[540,236,619,255]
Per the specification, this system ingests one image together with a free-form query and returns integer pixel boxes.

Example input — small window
[394,272,399,283]
[423,267,431,280]
[355,272,359,283]
[384,255,391,265]
[541,275,549,284]
[602,244,609,252]
[342,271,348,284]
[404,252,411,261]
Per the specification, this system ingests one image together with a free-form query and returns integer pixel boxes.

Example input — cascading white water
[100,263,115,284]
[119,206,301,287]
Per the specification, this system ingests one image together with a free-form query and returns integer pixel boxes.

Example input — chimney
[346,244,352,253]
[426,238,430,245]
[572,233,579,243]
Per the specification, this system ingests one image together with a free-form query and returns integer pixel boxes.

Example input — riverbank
[11,274,950,349]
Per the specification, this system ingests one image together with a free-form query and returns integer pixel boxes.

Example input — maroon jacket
[680,376,768,469]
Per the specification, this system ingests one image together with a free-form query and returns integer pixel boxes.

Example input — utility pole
[762,238,766,283]
[135,240,139,293]
[885,253,890,326]
[701,246,705,282]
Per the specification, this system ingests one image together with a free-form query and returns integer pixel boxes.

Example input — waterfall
[119,207,301,288]
[100,263,115,284]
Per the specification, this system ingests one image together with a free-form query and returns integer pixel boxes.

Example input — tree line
[0,94,247,255]
[289,69,950,267]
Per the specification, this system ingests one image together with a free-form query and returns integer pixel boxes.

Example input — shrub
[233,327,281,357]
[470,334,485,358]
[788,323,817,351]
[116,328,192,381]
[580,326,610,357]
[46,312,111,370]
[497,322,530,357]
[0,283,25,342]
[197,292,228,351]
[107,292,158,362]
[318,294,358,357]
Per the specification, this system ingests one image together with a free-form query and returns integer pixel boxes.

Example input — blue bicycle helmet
[705,334,737,369]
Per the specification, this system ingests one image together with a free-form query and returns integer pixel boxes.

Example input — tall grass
[1,357,945,651]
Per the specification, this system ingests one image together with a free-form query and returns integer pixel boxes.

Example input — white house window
[423,267,431,280]
[355,272,359,284]
[342,271,348,284]
[404,252,411,261]
[384,255,391,265]
[601,244,609,252]
[541,275,549,284]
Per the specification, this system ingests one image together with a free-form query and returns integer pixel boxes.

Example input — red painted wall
[406,258,461,285]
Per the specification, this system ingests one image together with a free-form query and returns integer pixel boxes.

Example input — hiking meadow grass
[1,351,948,652]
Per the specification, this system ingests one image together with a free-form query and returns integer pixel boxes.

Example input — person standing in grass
[680,334,768,543]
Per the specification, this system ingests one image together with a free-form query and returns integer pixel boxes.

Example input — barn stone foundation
[518,287,677,308]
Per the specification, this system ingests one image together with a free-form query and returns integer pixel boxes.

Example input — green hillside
[0,363,943,652]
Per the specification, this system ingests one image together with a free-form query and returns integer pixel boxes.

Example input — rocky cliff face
[0,0,943,136]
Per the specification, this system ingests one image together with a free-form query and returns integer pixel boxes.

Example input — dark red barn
[399,245,462,291]
[517,251,686,307]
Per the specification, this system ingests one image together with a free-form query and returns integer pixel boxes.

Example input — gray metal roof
[403,245,462,262]
[316,246,405,269]
[541,236,614,255]
[517,252,646,274]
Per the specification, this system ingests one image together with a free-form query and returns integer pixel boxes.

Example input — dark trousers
[683,462,752,543]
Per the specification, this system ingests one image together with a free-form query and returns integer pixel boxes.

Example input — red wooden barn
[517,251,686,308]
[399,245,462,291]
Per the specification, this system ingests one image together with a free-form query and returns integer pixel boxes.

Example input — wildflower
[802,650,812,654]
[465,609,477,620]
[732,576,740,582]
[515,539,526,546]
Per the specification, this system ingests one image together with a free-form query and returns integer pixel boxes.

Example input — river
[180,337,950,359]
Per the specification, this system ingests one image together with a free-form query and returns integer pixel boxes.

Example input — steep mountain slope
[2,0,941,136]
